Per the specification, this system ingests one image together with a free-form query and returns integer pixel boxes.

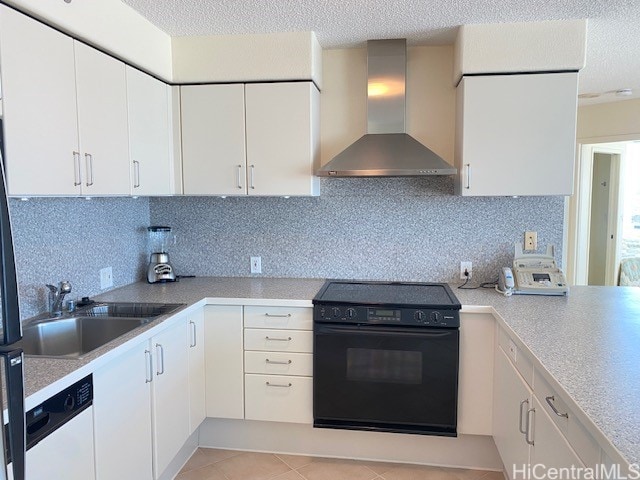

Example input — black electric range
[312,280,462,436]
[313,280,461,328]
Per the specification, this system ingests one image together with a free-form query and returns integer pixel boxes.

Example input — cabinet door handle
[85,153,94,186]
[144,349,153,383]
[73,151,82,186]
[237,164,243,189]
[545,395,569,418]
[133,160,141,188]
[249,164,255,189]
[465,163,471,189]
[155,343,164,375]
[265,359,292,365]
[189,320,197,348]
[264,313,292,318]
[265,336,291,341]
[525,407,535,446]
[518,399,529,434]
[266,381,292,388]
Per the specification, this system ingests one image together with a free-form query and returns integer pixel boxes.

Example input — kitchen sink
[18,302,185,359]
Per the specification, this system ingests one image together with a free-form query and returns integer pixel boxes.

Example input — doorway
[567,141,640,285]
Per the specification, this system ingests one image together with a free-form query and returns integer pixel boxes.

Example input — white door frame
[566,142,625,285]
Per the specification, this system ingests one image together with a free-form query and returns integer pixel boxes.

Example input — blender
[147,226,177,283]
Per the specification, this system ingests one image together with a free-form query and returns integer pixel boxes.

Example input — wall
[149,179,565,283]
[9,197,150,319]
[577,98,640,141]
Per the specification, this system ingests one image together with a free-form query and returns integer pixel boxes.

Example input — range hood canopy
[317,39,456,177]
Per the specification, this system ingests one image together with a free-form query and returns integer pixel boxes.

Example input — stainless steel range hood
[317,39,456,177]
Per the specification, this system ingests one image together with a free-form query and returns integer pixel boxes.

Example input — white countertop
[19,277,640,466]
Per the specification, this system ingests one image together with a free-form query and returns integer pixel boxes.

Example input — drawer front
[244,306,312,330]
[498,327,534,387]
[244,329,313,353]
[244,374,312,424]
[245,351,313,376]
[535,369,601,468]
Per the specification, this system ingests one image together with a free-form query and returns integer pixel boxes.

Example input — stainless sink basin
[18,302,185,359]
[82,302,184,319]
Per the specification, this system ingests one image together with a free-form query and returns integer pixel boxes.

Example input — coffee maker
[147,226,177,283]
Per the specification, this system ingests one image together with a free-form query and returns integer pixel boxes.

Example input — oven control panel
[314,304,459,328]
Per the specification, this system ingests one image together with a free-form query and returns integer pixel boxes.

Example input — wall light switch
[100,267,113,289]
[250,256,262,274]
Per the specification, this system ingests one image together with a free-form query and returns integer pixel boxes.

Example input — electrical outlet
[460,261,472,279]
[250,256,262,274]
[100,267,113,289]
[525,231,538,251]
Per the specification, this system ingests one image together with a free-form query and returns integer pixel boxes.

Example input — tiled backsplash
[10,197,150,319]
[149,178,565,283]
[9,179,564,318]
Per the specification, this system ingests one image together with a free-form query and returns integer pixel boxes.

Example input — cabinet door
[93,341,153,480]
[456,73,578,196]
[493,347,532,479]
[152,319,190,476]
[19,408,95,480]
[530,396,584,469]
[0,6,80,196]
[188,307,206,433]
[205,305,244,418]
[181,84,246,195]
[126,66,174,195]
[74,41,130,195]
[245,82,320,196]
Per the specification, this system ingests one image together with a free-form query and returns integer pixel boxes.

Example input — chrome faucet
[46,281,72,316]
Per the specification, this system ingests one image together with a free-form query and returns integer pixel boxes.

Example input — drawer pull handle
[266,359,292,365]
[266,381,292,388]
[545,396,569,418]
[518,399,529,434]
[265,336,292,341]
[265,313,292,318]
[525,408,535,446]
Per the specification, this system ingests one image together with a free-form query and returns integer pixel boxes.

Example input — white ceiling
[122,0,640,104]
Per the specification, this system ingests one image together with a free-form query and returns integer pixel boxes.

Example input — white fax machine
[512,243,568,296]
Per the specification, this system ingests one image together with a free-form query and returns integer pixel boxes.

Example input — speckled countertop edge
[18,277,640,466]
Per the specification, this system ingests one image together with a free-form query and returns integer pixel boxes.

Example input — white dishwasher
[8,375,95,480]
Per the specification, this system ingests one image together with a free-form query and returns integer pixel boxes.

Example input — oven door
[313,323,459,436]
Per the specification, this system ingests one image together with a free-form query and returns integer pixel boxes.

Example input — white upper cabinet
[245,82,320,196]
[181,84,247,195]
[455,73,578,196]
[0,6,131,196]
[181,82,320,196]
[126,66,175,195]
[74,42,130,195]
[0,6,80,196]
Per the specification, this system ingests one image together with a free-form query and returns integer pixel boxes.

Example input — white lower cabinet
[94,313,195,479]
[151,318,190,476]
[94,340,154,480]
[245,374,313,424]
[18,408,95,480]
[188,307,206,433]
[205,305,244,419]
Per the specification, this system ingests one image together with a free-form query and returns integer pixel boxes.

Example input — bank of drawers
[243,306,313,424]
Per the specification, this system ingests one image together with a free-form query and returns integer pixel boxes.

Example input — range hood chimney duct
[317,39,456,177]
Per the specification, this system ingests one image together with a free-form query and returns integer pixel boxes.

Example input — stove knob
[414,311,425,322]
[430,311,441,323]
[332,307,341,318]
[346,308,357,319]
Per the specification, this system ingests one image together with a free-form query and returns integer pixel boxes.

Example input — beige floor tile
[181,448,242,473]
[361,461,402,475]
[276,454,316,469]
[297,458,378,480]
[442,467,493,480]
[478,471,506,480]
[175,463,228,480]
[272,471,306,480]
[215,451,291,480]
[381,465,460,480]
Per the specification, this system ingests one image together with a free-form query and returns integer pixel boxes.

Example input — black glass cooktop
[313,280,461,309]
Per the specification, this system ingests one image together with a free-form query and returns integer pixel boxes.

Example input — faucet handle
[45,284,58,294]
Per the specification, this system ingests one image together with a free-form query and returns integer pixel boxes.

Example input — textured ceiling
[122,0,640,104]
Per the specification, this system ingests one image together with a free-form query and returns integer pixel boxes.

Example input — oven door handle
[314,323,457,337]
